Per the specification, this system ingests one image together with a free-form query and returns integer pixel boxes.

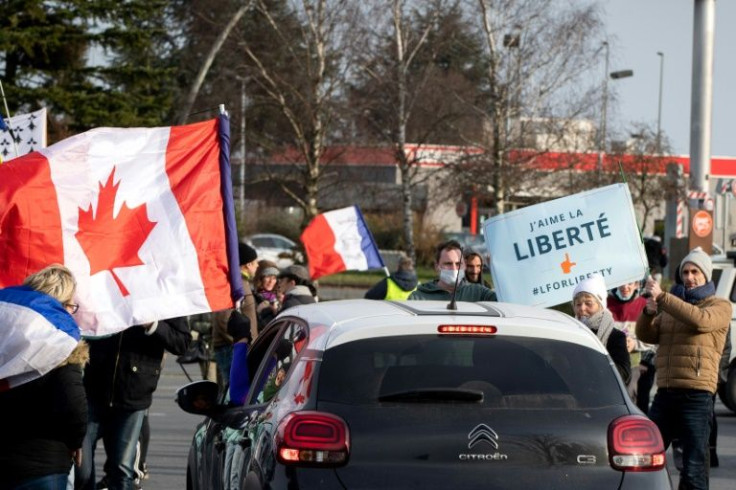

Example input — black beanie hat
[227,310,252,343]
[239,243,258,265]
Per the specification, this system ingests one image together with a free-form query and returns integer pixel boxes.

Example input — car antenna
[447,247,464,311]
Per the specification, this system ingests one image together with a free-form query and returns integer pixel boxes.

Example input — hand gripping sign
[483,184,648,308]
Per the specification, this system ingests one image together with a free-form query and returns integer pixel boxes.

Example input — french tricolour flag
[300,205,385,280]
[0,286,80,391]
[0,116,243,336]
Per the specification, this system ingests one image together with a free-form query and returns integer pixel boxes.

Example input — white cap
[573,273,608,309]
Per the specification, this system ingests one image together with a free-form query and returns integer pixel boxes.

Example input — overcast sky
[597,0,736,157]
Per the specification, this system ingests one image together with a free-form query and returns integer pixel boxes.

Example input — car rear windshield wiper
[378,388,483,403]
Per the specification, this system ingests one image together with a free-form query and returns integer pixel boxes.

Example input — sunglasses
[65,302,80,314]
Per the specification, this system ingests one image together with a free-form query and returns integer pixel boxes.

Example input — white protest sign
[483,184,648,307]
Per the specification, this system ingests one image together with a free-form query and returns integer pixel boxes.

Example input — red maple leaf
[76,168,157,296]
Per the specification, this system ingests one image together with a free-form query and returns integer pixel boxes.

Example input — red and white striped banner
[687,190,709,200]
[676,200,685,238]
[687,190,715,211]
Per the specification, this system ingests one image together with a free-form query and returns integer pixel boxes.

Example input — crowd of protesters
[1,232,732,490]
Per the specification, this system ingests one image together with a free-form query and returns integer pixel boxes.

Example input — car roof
[278,299,605,354]
[247,232,294,241]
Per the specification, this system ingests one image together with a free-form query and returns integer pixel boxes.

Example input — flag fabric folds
[0,116,243,336]
[0,286,80,391]
[300,205,384,280]
[0,108,47,161]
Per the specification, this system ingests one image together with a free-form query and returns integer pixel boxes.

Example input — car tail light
[608,415,666,471]
[275,411,350,466]
[437,325,497,335]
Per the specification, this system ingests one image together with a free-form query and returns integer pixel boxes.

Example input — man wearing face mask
[636,247,730,489]
[408,240,496,301]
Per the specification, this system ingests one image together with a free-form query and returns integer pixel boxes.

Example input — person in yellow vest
[364,255,417,300]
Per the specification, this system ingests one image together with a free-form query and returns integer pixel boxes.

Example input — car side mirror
[175,380,220,415]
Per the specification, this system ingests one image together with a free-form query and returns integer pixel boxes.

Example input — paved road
[139,360,202,488]
[89,357,201,490]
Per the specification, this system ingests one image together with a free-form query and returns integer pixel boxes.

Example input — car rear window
[318,335,624,409]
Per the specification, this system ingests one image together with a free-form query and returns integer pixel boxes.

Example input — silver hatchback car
[177,300,671,489]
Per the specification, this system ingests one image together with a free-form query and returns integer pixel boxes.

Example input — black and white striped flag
[0,108,47,161]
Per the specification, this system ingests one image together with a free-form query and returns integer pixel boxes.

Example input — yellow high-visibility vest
[385,277,416,300]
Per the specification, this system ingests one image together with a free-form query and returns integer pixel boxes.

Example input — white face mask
[439,268,464,285]
[614,288,636,302]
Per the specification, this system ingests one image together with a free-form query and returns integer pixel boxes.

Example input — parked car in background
[711,251,736,412]
[177,299,670,490]
[245,233,303,268]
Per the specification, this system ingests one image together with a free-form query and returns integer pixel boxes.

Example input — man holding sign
[483,184,648,308]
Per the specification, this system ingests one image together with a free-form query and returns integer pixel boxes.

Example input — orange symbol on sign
[560,253,576,274]
[692,210,713,238]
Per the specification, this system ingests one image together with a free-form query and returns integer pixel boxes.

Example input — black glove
[227,310,252,344]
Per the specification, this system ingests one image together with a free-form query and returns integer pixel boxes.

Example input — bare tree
[176,0,256,124]
[451,0,604,216]
[351,0,481,261]
[391,0,429,262]
[239,0,364,226]
[605,123,678,234]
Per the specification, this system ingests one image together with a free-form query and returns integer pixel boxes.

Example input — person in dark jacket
[644,236,668,283]
[0,265,88,490]
[254,260,281,332]
[259,265,316,326]
[278,265,317,308]
[237,242,259,341]
[710,327,731,467]
[572,274,631,385]
[607,280,651,406]
[364,255,417,300]
[76,318,190,490]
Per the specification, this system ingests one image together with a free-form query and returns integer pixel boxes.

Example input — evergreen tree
[0,0,180,140]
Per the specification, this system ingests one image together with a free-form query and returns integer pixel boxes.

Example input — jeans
[14,474,69,490]
[636,363,657,414]
[649,389,712,490]
[75,402,146,490]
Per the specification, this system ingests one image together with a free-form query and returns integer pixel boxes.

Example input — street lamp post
[597,42,610,181]
[496,27,521,218]
[597,41,633,181]
[504,28,521,147]
[656,51,664,154]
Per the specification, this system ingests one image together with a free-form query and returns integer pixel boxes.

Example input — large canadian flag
[0,116,243,336]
